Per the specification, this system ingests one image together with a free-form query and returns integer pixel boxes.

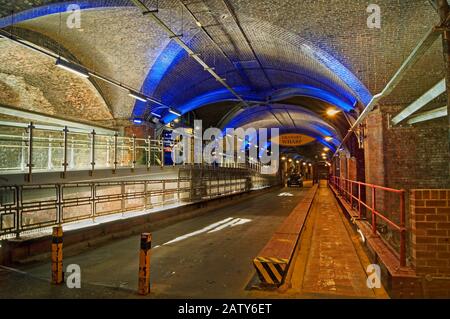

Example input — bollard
[138,233,151,295]
[51,226,64,285]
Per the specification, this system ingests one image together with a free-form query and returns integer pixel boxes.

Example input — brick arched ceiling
[0,0,445,140]
[0,38,113,124]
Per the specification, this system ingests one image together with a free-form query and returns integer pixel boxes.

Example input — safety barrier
[253,184,318,286]
[329,176,407,267]
[0,169,278,239]
[0,123,164,180]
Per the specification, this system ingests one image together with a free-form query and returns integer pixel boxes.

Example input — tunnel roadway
[1,186,308,298]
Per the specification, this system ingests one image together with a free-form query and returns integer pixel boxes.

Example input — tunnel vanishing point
[0,0,450,300]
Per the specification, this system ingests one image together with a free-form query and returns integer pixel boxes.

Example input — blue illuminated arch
[160,84,356,124]
[222,104,341,152]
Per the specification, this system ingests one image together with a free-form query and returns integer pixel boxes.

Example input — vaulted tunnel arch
[0,1,371,140]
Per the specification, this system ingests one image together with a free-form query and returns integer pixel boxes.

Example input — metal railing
[0,171,277,239]
[329,176,407,268]
[0,123,164,178]
[0,123,266,179]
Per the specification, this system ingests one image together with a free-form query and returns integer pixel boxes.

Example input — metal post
[62,127,68,178]
[162,180,166,204]
[147,136,151,171]
[350,180,353,208]
[47,135,53,170]
[217,175,220,196]
[15,186,21,239]
[51,226,64,285]
[121,182,126,212]
[106,136,111,167]
[69,136,74,170]
[160,139,164,169]
[57,184,62,225]
[138,233,151,295]
[132,134,136,172]
[92,183,97,219]
[371,187,377,234]
[26,122,34,183]
[358,183,362,219]
[173,141,176,167]
[113,132,118,174]
[144,181,148,209]
[20,132,26,171]
[90,130,96,176]
[399,190,407,268]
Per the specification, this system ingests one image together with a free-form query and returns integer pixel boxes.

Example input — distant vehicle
[287,173,303,187]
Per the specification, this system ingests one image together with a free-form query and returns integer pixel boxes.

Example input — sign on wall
[277,134,315,147]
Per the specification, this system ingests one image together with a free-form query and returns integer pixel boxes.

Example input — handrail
[0,123,265,177]
[329,176,407,268]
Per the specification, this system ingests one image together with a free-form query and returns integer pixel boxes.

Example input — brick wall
[410,189,450,276]
[348,157,357,181]
[409,189,450,297]
[381,104,450,191]
[339,153,348,180]
[363,105,448,189]
[363,110,385,186]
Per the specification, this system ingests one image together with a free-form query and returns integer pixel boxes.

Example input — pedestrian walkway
[288,181,388,298]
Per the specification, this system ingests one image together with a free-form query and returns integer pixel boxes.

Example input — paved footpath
[287,181,386,298]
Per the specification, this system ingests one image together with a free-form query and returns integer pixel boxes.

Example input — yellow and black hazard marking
[253,257,289,286]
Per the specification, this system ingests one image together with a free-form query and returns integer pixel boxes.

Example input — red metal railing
[329,176,407,268]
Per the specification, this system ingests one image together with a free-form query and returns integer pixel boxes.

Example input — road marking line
[207,218,251,233]
[162,217,234,246]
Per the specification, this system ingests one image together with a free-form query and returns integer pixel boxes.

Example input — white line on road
[154,217,252,248]
[207,218,251,233]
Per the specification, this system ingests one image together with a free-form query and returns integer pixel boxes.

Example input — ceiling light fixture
[326,108,341,116]
[55,57,89,78]
[169,109,182,117]
[128,90,148,102]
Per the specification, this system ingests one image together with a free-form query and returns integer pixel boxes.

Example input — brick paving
[291,182,377,298]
